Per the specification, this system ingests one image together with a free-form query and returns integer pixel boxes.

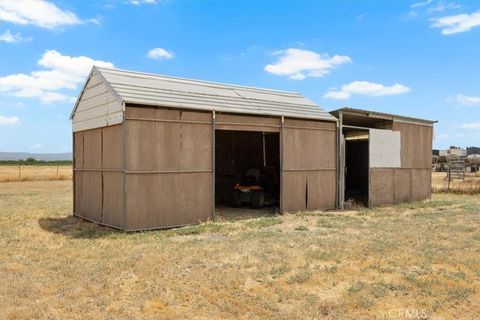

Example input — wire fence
[0,165,72,182]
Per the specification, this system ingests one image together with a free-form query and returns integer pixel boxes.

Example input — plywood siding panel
[80,171,102,222]
[392,122,432,169]
[124,106,213,229]
[282,119,336,212]
[394,169,411,203]
[83,128,102,169]
[369,169,394,206]
[102,125,123,169]
[126,120,212,171]
[215,113,280,132]
[102,172,125,228]
[411,169,431,201]
[125,105,211,122]
[126,173,212,230]
[283,128,336,170]
[307,171,336,210]
[282,172,307,212]
[216,114,280,126]
[74,132,84,169]
[74,171,83,215]
[285,119,336,130]
[179,123,212,170]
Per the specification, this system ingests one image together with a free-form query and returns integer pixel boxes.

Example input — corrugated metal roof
[330,107,435,125]
[71,67,337,122]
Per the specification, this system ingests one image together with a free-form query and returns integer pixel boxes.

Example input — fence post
[56,164,59,177]
[18,164,21,179]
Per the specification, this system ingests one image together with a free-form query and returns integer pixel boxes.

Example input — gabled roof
[71,67,337,122]
[330,107,436,126]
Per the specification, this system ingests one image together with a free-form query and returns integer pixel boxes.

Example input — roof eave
[330,107,436,125]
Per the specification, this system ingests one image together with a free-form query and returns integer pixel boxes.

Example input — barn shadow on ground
[38,216,120,239]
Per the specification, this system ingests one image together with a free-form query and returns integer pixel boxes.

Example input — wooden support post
[279,116,284,213]
[338,113,345,210]
[211,111,216,220]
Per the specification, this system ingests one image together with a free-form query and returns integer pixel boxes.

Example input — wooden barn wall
[282,119,337,212]
[215,113,280,132]
[101,125,124,228]
[73,125,124,229]
[369,122,433,206]
[124,106,212,230]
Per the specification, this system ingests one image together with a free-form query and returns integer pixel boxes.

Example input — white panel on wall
[369,129,401,168]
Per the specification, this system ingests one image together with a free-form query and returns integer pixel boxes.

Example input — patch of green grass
[446,286,475,301]
[354,295,375,309]
[270,262,291,277]
[245,217,282,229]
[348,280,366,294]
[324,265,337,273]
[306,249,333,261]
[287,268,312,284]
[395,199,455,210]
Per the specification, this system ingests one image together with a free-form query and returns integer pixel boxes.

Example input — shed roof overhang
[330,107,436,127]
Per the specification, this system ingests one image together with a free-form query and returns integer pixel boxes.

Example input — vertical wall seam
[305,177,309,210]
[279,116,284,213]
[122,104,128,230]
[100,128,105,223]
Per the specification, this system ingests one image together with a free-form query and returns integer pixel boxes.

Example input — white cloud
[264,48,352,80]
[31,143,43,149]
[454,94,480,106]
[431,10,480,35]
[461,122,480,130]
[0,0,82,29]
[0,115,19,125]
[0,50,114,104]
[427,2,461,13]
[411,0,433,8]
[147,48,174,60]
[127,0,158,5]
[0,30,30,43]
[324,81,411,100]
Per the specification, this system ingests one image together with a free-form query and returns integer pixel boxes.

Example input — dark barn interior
[344,130,369,205]
[215,130,280,210]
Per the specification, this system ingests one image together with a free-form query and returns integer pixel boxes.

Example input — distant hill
[0,151,72,161]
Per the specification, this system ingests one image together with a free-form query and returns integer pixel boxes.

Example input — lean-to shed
[71,67,338,231]
[330,108,435,208]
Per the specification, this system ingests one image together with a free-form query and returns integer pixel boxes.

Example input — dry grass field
[432,171,480,195]
[0,165,72,182]
[1,180,479,319]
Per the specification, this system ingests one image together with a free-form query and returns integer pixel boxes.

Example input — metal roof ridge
[96,66,302,96]
[109,81,322,109]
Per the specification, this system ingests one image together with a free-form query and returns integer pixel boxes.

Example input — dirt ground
[0,180,479,319]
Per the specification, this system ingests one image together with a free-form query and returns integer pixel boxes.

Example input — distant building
[439,148,466,157]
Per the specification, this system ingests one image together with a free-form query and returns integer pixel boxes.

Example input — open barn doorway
[215,130,280,220]
[344,128,369,206]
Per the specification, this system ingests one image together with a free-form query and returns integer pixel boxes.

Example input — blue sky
[0,0,479,153]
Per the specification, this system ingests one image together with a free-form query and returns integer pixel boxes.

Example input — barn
[331,108,435,208]
[71,67,338,231]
